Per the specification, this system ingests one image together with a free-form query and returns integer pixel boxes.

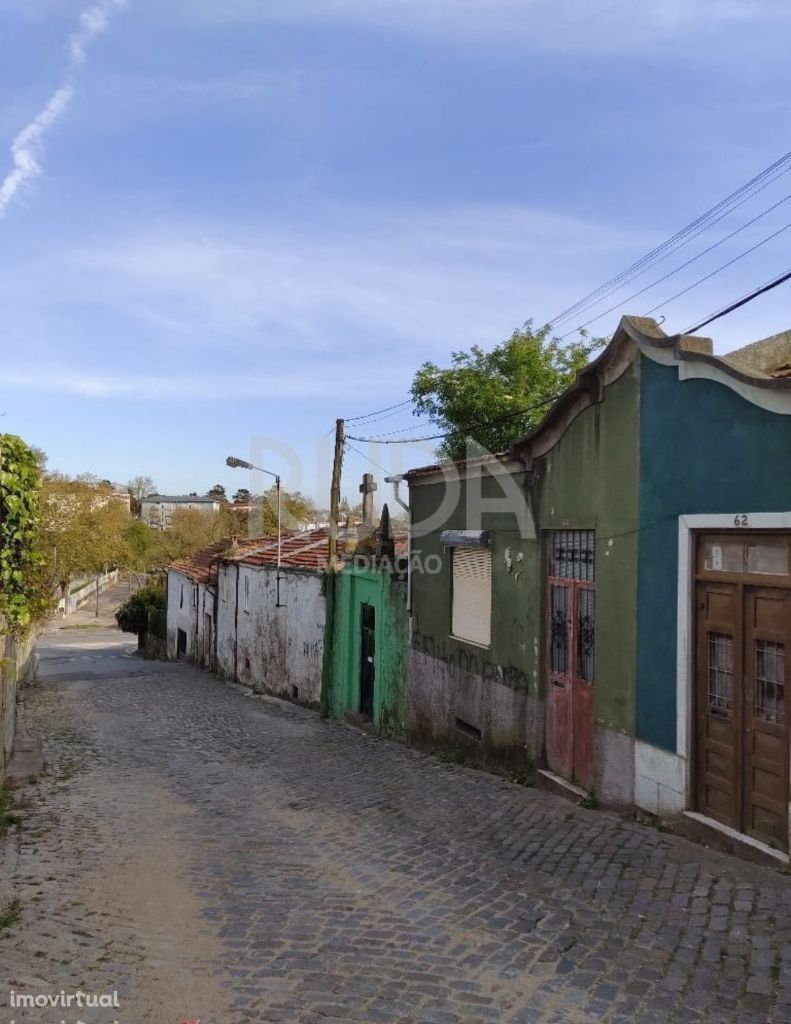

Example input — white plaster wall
[216,562,238,680]
[166,570,197,660]
[235,566,325,705]
[634,740,686,817]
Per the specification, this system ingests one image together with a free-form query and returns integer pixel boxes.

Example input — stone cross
[359,473,377,526]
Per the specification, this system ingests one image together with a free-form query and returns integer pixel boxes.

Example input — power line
[683,267,791,335]
[343,440,392,476]
[344,399,413,423]
[558,190,791,340]
[547,149,791,327]
[347,392,563,444]
[641,218,791,319]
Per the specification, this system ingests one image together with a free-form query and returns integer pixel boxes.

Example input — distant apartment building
[141,494,221,530]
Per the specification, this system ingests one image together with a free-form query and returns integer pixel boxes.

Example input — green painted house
[323,527,409,737]
[404,315,791,860]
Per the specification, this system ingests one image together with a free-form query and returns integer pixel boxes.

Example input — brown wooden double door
[696,581,790,851]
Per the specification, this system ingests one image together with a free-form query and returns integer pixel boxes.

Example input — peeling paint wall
[215,562,325,705]
[327,566,408,736]
[408,468,543,767]
[166,570,198,661]
[407,365,640,784]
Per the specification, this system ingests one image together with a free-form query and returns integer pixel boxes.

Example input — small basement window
[451,546,492,648]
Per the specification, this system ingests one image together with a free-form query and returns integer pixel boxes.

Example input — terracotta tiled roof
[166,537,263,584]
[225,526,409,570]
[227,528,333,571]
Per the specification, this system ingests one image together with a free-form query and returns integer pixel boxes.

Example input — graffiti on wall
[411,629,531,693]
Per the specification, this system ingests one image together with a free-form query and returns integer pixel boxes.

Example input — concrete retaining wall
[57,570,120,616]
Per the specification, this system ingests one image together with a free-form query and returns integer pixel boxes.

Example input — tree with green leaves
[0,434,47,632]
[38,478,130,603]
[411,322,603,461]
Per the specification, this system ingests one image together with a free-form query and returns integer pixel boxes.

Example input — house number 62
[733,514,749,527]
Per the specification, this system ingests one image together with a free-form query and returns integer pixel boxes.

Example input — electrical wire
[347,392,564,444]
[344,399,413,423]
[683,267,791,334]
[548,149,791,327]
[641,218,791,320]
[556,191,791,340]
[343,440,392,477]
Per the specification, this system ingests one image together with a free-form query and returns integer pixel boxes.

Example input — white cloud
[0,202,649,400]
[0,0,127,218]
[67,204,643,353]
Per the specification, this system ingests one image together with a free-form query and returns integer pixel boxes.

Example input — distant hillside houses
[141,494,221,530]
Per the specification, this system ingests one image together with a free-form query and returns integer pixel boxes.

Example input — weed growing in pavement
[436,746,466,765]
[0,899,21,931]
[0,785,23,837]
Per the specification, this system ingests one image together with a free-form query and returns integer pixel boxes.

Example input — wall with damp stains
[215,561,325,706]
[406,362,641,788]
[407,466,544,767]
[326,565,408,737]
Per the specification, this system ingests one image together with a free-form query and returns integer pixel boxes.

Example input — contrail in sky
[0,0,127,218]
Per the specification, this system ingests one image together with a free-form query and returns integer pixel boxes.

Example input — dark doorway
[176,628,187,660]
[359,603,376,719]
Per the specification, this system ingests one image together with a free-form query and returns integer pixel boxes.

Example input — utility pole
[328,418,345,569]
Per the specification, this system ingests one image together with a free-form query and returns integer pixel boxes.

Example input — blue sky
[1,0,790,503]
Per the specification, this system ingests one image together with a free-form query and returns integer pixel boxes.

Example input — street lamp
[226,456,283,608]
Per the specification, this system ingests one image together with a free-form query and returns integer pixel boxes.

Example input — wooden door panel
[571,679,594,790]
[744,589,789,850]
[547,681,573,779]
[696,582,740,831]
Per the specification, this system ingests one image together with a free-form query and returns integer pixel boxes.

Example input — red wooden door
[547,532,596,790]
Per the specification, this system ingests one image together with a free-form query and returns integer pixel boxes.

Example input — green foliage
[0,785,22,838]
[124,519,162,572]
[411,322,603,461]
[38,477,130,594]
[0,899,21,931]
[115,583,165,637]
[0,435,44,632]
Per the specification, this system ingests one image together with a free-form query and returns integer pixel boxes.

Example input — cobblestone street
[2,582,791,1024]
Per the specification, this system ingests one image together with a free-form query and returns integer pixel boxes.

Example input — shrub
[115,584,165,639]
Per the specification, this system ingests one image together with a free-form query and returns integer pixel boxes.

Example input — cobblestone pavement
[1,581,791,1024]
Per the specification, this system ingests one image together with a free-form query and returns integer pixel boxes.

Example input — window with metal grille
[242,573,251,613]
[577,588,595,682]
[755,639,785,724]
[451,547,492,648]
[549,584,570,674]
[548,530,595,581]
[707,632,733,718]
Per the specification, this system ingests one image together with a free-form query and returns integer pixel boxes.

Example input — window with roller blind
[451,547,492,647]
